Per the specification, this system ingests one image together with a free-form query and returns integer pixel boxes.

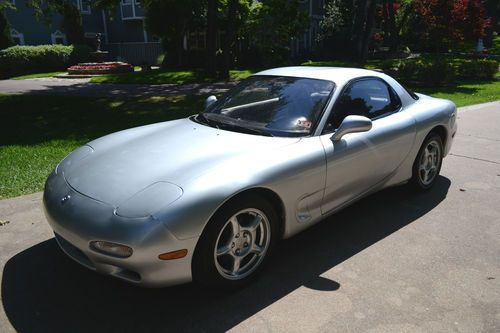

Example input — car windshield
[198,76,335,137]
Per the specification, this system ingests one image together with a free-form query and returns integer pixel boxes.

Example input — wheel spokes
[418,140,441,185]
[241,215,261,233]
[214,208,271,280]
[250,244,263,255]
[230,216,241,238]
[216,244,231,256]
[231,255,241,274]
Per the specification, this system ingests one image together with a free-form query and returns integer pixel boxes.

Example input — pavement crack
[449,153,500,165]
[457,134,500,142]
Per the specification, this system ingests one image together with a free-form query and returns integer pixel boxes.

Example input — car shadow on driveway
[2,177,450,333]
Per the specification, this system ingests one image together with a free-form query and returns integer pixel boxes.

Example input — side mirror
[330,115,372,142]
[205,95,217,110]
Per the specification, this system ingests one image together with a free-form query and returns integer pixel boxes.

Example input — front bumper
[43,171,198,287]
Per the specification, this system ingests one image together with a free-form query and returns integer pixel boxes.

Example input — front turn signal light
[158,249,188,260]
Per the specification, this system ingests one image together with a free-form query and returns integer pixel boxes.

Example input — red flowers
[68,62,133,74]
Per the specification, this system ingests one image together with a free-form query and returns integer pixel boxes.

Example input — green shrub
[392,56,498,84]
[396,59,420,81]
[379,59,395,71]
[456,59,498,80]
[417,59,455,85]
[0,44,91,79]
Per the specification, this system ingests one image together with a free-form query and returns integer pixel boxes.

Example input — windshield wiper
[200,113,273,137]
[197,113,219,129]
[217,122,274,137]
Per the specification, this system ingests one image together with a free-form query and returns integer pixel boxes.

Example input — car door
[320,77,416,214]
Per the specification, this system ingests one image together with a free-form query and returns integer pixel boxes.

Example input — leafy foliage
[242,0,308,67]
[0,44,91,78]
[142,0,204,68]
[388,57,498,84]
[0,8,12,50]
[318,0,346,40]
[61,2,85,45]
[413,0,490,50]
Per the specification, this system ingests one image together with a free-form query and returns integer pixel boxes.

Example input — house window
[51,30,67,45]
[189,32,206,50]
[77,0,91,14]
[134,0,141,4]
[121,0,131,4]
[10,29,24,45]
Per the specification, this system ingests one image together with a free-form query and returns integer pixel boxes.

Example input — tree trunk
[386,0,397,52]
[351,0,368,62]
[206,0,217,78]
[221,0,238,80]
[359,0,376,63]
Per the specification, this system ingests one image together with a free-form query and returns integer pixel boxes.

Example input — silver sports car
[43,67,457,288]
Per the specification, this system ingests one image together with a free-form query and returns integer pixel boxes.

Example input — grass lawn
[10,71,66,80]
[301,59,382,69]
[90,69,256,85]
[417,80,500,107]
[0,94,203,199]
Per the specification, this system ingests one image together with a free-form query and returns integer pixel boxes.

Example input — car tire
[410,132,443,191]
[192,194,279,289]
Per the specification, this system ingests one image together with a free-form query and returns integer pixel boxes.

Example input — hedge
[0,44,91,79]
[456,59,499,80]
[386,57,499,85]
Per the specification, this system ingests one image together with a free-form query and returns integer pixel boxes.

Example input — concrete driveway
[1,102,499,333]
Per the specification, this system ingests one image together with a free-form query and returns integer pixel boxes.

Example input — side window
[325,79,401,132]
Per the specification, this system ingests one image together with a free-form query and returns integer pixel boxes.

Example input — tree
[245,0,308,67]
[483,0,499,48]
[320,0,379,62]
[61,2,85,44]
[319,0,346,39]
[413,0,490,51]
[383,0,397,51]
[206,0,217,77]
[14,0,85,44]
[0,1,13,50]
[219,0,252,79]
[142,0,203,68]
[351,0,378,63]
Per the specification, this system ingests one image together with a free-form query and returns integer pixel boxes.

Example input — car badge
[61,195,71,205]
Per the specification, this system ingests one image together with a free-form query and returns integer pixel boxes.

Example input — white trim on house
[120,0,144,20]
[10,28,24,45]
[142,19,148,42]
[51,30,67,45]
[77,0,91,15]
[101,10,109,44]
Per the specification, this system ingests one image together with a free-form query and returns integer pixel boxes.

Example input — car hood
[61,117,299,206]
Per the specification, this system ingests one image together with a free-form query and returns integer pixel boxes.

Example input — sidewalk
[0,77,237,97]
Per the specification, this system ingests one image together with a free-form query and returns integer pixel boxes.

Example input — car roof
[254,66,386,86]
